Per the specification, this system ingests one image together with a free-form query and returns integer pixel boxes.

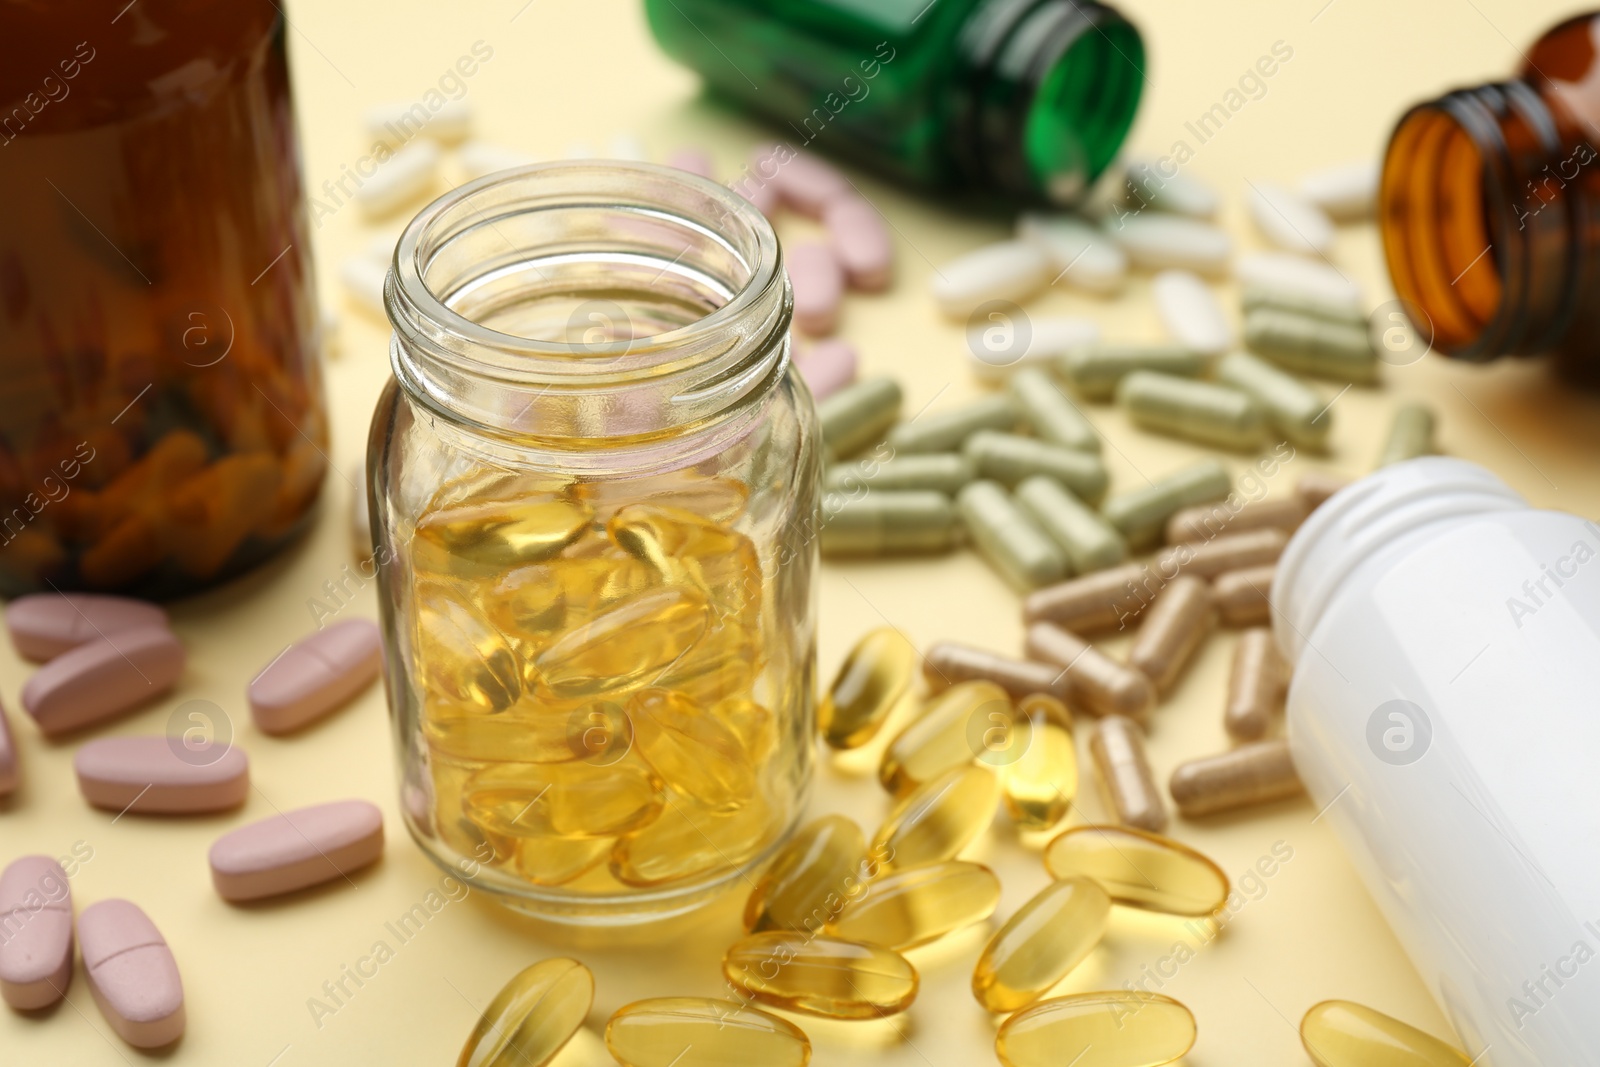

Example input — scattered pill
[6,593,168,663]
[820,491,958,556]
[1127,576,1214,694]
[872,764,999,868]
[1058,343,1212,401]
[820,629,917,749]
[340,255,388,317]
[770,149,852,216]
[969,316,1101,382]
[788,243,845,336]
[1013,477,1125,575]
[606,132,647,161]
[1023,563,1154,634]
[1226,628,1287,740]
[248,619,383,735]
[973,877,1110,1013]
[824,453,974,496]
[829,860,1000,950]
[1153,270,1231,354]
[0,856,73,1010]
[744,815,867,931]
[1157,528,1288,581]
[724,932,917,1019]
[1102,459,1232,548]
[666,146,715,179]
[605,997,811,1067]
[823,195,893,291]
[1214,564,1277,627]
[208,798,384,902]
[74,736,248,815]
[1023,622,1154,720]
[457,957,594,1067]
[1123,158,1219,218]
[1016,213,1128,294]
[1297,160,1380,222]
[1109,214,1231,275]
[79,899,184,1048]
[1296,470,1350,510]
[1247,179,1334,256]
[1375,401,1437,468]
[355,139,441,218]
[931,240,1051,318]
[1089,715,1165,832]
[1001,694,1077,830]
[21,627,184,737]
[1299,999,1473,1067]
[1119,371,1265,452]
[365,98,472,145]
[923,641,1072,703]
[1244,307,1379,382]
[996,991,1197,1067]
[1241,282,1367,326]
[1164,495,1307,544]
[879,680,1010,795]
[1170,738,1303,817]
[963,432,1108,502]
[1044,824,1230,915]
[1218,350,1331,450]
[1008,367,1099,452]
[816,377,902,459]
[458,140,536,180]
[957,480,1069,591]
[1235,251,1362,309]
[0,702,14,797]
[888,393,1020,454]
[795,338,858,401]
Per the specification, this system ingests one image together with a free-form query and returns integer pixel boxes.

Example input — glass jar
[643,0,1145,204]
[0,0,327,597]
[371,162,820,924]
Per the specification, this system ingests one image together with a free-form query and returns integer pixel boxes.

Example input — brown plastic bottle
[1381,13,1600,379]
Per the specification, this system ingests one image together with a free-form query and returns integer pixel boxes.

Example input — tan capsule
[743,815,868,932]
[1001,695,1077,831]
[1164,495,1308,545]
[1214,564,1277,627]
[1023,562,1156,634]
[1089,716,1166,832]
[1170,739,1303,817]
[1127,576,1214,693]
[1023,622,1155,720]
[972,877,1111,1013]
[879,681,1012,795]
[1225,628,1287,740]
[1296,469,1349,511]
[1155,527,1287,581]
[722,932,918,1019]
[923,641,1071,703]
[828,861,1001,949]
[1044,825,1230,915]
[872,764,999,869]
[818,628,916,749]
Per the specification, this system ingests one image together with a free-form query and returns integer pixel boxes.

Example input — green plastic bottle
[643,0,1145,204]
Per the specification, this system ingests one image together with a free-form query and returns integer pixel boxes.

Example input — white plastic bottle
[1274,457,1600,1066]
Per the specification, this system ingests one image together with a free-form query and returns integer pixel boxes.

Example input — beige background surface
[7,1,1600,1063]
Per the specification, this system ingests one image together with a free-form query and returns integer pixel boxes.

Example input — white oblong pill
[1109,215,1232,276]
[1016,213,1127,294]
[787,243,845,336]
[6,592,168,663]
[1247,180,1334,256]
[78,899,184,1048]
[931,239,1051,318]
[74,736,249,815]
[249,619,383,735]
[354,140,441,218]
[208,799,384,902]
[459,141,535,180]
[823,195,893,291]
[1123,159,1219,218]
[0,856,73,1009]
[21,627,185,738]
[1298,160,1379,222]
[1153,270,1232,355]
[967,315,1100,382]
[340,256,388,317]
[364,98,472,146]
[1235,252,1362,310]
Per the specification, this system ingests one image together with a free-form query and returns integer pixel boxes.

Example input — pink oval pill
[733,174,779,217]
[21,626,185,738]
[74,736,249,815]
[0,700,16,797]
[667,146,715,180]
[823,195,894,291]
[209,799,384,902]
[0,855,73,1010]
[795,339,859,401]
[788,243,845,337]
[6,593,168,663]
[79,899,184,1048]
[248,619,383,735]
[770,148,852,217]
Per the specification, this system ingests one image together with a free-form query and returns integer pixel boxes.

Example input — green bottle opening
[1022,19,1146,202]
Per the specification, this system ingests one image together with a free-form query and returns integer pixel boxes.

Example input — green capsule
[963,432,1109,503]
[1241,283,1369,327]
[818,377,903,459]
[1216,351,1331,451]
[1101,460,1231,549]
[886,393,1020,454]
[457,958,594,1067]
[1117,371,1265,452]
[1244,307,1378,383]
[1057,343,1212,401]
[1013,475,1126,574]
[820,490,957,556]
[823,453,975,495]
[1008,368,1100,452]
[1375,402,1436,468]
[957,480,1069,592]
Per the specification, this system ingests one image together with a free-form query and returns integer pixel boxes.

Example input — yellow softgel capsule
[715,697,777,764]
[996,992,1197,1067]
[1044,825,1229,916]
[464,759,663,839]
[628,688,753,809]
[416,589,523,713]
[423,700,631,764]
[513,835,612,887]
[973,877,1111,1013]
[723,931,918,1020]
[417,498,594,573]
[532,585,711,700]
[819,628,917,749]
[605,997,810,1067]
[1002,694,1077,831]
[744,815,867,932]
[872,764,999,869]
[457,957,594,1067]
[879,681,1013,795]
[828,860,1000,950]
[1300,1000,1474,1067]
[612,790,779,887]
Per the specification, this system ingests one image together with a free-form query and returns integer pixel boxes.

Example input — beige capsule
[1214,564,1277,627]
[1127,576,1214,694]
[1296,470,1349,511]
[1023,622,1154,721]
[923,641,1071,703]
[1225,628,1287,741]
[1164,495,1308,545]
[1170,738,1303,817]
[1155,527,1287,580]
[1022,563,1156,634]
[1089,715,1166,832]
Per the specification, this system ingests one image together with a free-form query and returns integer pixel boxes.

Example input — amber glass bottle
[1381,13,1600,376]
